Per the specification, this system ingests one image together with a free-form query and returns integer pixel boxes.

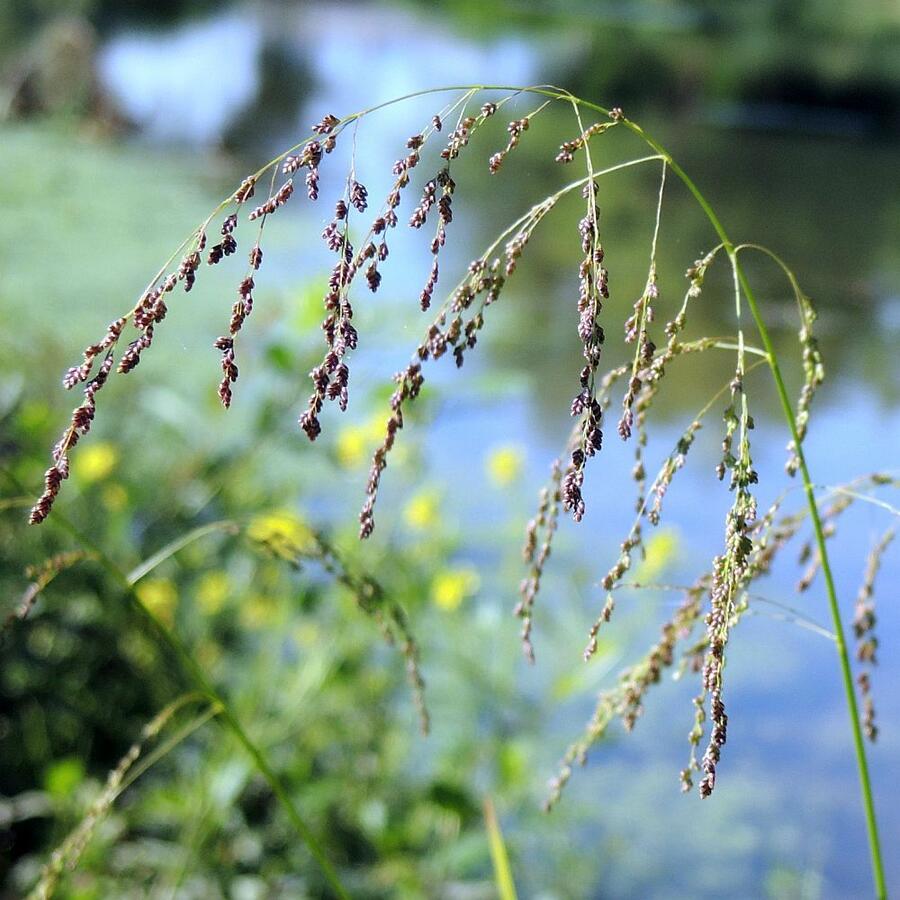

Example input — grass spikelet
[5,550,94,628]
[30,694,218,900]
[516,458,563,662]
[853,527,895,741]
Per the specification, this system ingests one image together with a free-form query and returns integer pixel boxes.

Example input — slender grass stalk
[116,702,222,796]
[30,692,215,900]
[484,797,518,900]
[2,468,349,899]
[77,525,349,898]
[818,487,900,520]
[125,520,239,584]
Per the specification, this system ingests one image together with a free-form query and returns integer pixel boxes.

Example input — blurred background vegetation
[1,1,899,897]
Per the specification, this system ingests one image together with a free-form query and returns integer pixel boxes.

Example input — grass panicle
[20,84,893,898]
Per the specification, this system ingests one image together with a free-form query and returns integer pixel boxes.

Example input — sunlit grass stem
[1,470,350,900]
[484,797,518,900]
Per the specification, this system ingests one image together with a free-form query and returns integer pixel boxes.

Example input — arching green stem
[5,485,350,900]
[403,82,885,898]
[557,94,886,899]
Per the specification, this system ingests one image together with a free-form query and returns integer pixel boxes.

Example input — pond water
[17,3,900,897]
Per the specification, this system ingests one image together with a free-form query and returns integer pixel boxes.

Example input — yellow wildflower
[431,567,480,611]
[335,415,387,469]
[77,442,118,483]
[247,510,316,557]
[404,489,440,530]
[137,578,178,626]
[197,571,230,615]
[336,425,368,468]
[486,444,524,487]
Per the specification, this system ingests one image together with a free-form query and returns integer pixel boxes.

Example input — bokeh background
[1,1,899,897]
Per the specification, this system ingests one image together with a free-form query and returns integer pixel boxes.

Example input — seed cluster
[796,494,846,592]
[410,168,455,310]
[358,183,560,540]
[5,550,93,628]
[297,112,481,442]
[546,577,709,811]
[212,167,277,409]
[62,317,125,389]
[517,459,563,662]
[853,527,894,741]
[30,351,115,524]
[298,178,360,440]
[648,420,702,525]
[555,119,618,165]
[358,251,513,539]
[120,275,176,372]
[488,113,532,174]
[438,101,498,166]
[29,109,345,520]
[550,467,898,808]
[646,249,719,391]
[30,93,885,821]
[786,289,825,476]
[413,100,508,310]
[619,265,658,440]
[581,339,719,661]
[696,368,758,797]
[562,182,608,523]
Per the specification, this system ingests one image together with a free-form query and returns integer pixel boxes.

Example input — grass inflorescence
[18,85,896,897]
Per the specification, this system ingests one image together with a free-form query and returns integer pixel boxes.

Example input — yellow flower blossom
[247,510,316,557]
[335,415,387,469]
[137,578,178,626]
[431,567,480,611]
[336,425,368,468]
[197,571,230,615]
[404,489,441,530]
[77,442,118,483]
[486,444,524,487]
[240,593,272,630]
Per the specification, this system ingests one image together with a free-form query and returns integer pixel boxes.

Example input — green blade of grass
[484,796,517,900]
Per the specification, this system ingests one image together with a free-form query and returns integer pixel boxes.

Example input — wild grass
[8,84,897,897]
